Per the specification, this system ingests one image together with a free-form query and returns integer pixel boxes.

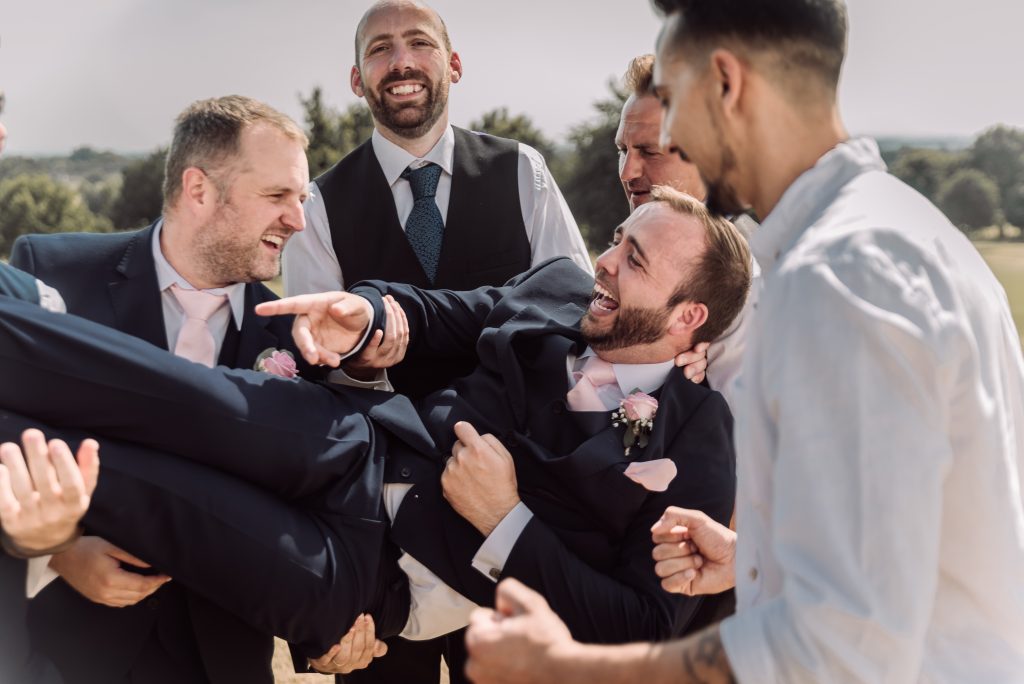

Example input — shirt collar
[579,347,676,397]
[751,137,887,273]
[371,124,455,186]
[151,219,246,330]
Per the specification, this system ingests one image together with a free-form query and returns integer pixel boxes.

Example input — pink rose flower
[621,391,658,422]
[257,349,298,379]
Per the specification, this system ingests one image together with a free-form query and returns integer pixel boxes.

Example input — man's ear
[179,167,213,212]
[668,300,709,340]
[708,48,745,120]
[449,51,463,84]
[351,66,365,98]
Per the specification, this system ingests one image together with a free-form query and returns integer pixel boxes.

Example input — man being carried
[0,187,750,675]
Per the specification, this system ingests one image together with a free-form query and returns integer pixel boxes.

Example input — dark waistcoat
[315,127,531,396]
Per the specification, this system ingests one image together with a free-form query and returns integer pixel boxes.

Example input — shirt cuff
[471,502,534,583]
[327,367,394,392]
[336,301,376,362]
[25,555,58,598]
[35,279,66,314]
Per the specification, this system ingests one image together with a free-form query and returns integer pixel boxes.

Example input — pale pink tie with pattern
[566,355,619,412]
[170,284,227,367]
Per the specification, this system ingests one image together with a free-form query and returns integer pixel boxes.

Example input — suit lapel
[221,284,277,370]
[108,224,168,350]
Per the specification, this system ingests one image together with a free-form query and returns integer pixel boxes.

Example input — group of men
[1,1,1022,684]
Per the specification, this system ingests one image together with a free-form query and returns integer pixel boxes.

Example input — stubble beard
[194,202,281,285]
[581,304,671,353]
[365,69,450,140]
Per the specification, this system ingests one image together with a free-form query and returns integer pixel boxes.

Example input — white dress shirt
[283,125,593,296]
[25,222,246,598]
[719,138,1024,683]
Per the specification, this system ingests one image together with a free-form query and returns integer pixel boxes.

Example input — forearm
[548,625,735,684]
[504,518,678,643]
[350,280,504,360]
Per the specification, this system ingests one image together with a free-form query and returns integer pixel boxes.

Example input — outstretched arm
[464,578,736,684]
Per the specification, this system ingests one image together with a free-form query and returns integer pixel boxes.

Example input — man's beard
[701,145,745,219]
[194,203,282,285]
[581,304,671,352]
[364,69,449,140]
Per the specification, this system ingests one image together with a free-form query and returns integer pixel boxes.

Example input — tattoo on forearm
[680,627,737,684]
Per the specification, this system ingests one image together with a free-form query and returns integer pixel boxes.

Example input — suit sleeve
[349,280,510,362]
[9,236,37,274]
[501,392,737,644]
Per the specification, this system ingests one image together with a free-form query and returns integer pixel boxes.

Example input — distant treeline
[1,85,1021,258]
[885,126,1024,238]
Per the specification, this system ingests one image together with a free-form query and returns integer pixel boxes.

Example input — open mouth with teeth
[387,83,426,98]
[261,234,286,254]
[590,281,619,316]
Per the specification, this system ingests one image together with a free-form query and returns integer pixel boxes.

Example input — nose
[388,43,416,74]
[283,198,305,233]
[619,148,642,183]
[593,244,620,278]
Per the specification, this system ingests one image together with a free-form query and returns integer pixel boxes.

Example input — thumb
[494,578,549,618]
[104,542,152,568]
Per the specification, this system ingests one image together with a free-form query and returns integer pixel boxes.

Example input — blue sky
[2,0,1022,154]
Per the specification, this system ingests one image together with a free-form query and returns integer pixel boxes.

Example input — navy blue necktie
[401,163,445,284]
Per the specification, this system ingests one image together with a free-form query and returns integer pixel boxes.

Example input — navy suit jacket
[348,258,737,644]
[10,224,303,684]
[0,257,736,660]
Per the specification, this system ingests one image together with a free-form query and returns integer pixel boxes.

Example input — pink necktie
[566,356,620,412]
[170,285,227,367]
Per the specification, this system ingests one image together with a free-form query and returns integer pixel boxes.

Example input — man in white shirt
[286,2,589,677]
[461,1,1024,683]
[285,1,591,399]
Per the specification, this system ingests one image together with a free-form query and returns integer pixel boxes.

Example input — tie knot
[401,162,442,200]
[575,355,617,389]
[171,284,227,322]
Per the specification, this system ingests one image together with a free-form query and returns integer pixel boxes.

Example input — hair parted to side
[623,54,656,98]
[649,185,751,344]
[652,0,848,91]
[163,95,308,212]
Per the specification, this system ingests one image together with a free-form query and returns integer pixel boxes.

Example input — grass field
[974,241,1024,343]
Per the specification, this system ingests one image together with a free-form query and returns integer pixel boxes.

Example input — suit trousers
[0,297,406,657]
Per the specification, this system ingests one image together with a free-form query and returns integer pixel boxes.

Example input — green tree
[890,148,963,203]
[0,174,112,257]
[936,168,1001,233]
[559,81,629,254]
[1003,182,1024,234]
[300,87,375,177]
[469,107,556,160]
[110,148,166,230]
[968,125,1024,202]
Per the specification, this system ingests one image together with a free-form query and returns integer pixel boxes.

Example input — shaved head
[354,0,451,68]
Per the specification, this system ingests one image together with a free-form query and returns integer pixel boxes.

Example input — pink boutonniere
[255,348,298,379]
[612,389,658,456]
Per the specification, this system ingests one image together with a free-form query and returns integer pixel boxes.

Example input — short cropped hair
[623,55,655,98]
[163,95,308,211]
[653,0,848,91]
[354,1,452,68]
[651,185,751,344]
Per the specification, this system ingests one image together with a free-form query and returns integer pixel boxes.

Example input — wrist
[475,497,521,536]
[2,524,83,560]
